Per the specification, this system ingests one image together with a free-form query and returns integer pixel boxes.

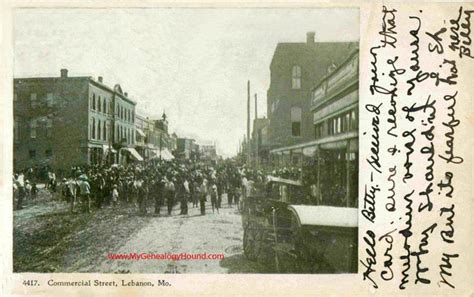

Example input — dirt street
[95,200,243,273]
[14,189,269,273]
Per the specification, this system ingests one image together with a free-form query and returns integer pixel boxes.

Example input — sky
[14,8,359,158]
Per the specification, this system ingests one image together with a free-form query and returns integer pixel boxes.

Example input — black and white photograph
[12,8,359,274]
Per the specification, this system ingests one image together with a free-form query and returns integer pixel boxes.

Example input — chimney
[98,76,103,83]
[60,68,68,78]
[306,32,315,44]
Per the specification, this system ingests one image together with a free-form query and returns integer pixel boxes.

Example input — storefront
[270,132,358,207]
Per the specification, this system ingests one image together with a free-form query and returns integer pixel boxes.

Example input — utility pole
[247,80,251,167]
[254,93,258,169]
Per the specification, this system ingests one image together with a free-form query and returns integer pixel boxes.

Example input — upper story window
[98,96,102,113]
[91,117,96,139]
[30,93,37,108]
[103,121,107,141]
[46,93,54,107]
[291,106,302,137]
[103,98,107,114]
[30,119,37,139]
[46,119,53,138]
[97,120,102,140]
[291,65,302,89]
[92,94,96,111]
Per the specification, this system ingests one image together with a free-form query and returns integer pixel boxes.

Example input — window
[291,65,302,89]
[30,119,37,139]
[14,119,20,141]
[132,111,135,123]
[103,121,107,141]
[350,109,358,130]
[92,94,96,110]
[29,149,36,159]
[46,93,54,107]
[344,113,350,132]
[91,117,96,139]
[30,93,37,108]
[103,98,107,114]
[98,96,102,112]
[46,119,52,138]
[97,120,101,140]
[291,106,302,137]
[45,149,52,158]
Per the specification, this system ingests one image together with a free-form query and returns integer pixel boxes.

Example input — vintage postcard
[0,1,472,296]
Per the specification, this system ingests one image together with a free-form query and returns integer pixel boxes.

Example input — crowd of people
[13,159,247,215]
[13,158,351,213]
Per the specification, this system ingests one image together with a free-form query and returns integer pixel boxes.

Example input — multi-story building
[251,117,270,167]
[270,47,359,207]
[176,138,195,160]
[135,113,153,160]
[310,48,359,206]
[266,32,356,149]
[200,144,217,163]
[135,112,176,161]
[13,69,141,171]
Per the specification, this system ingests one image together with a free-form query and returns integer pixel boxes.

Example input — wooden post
[346,140,351,207]
[316,145,321,204]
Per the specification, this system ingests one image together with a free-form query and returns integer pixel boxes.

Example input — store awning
[123,147,144,161]
[150,148,174,161]
[102,144,117,155]
[161,149,174,161]
[136,128,146,137]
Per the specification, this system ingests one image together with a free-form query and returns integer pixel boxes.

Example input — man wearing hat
[111,184,119,207]
[78,174,91,213]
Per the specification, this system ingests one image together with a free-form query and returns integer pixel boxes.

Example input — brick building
[266,32,357,149]
[13,69,140,171]
[270,47,359,207]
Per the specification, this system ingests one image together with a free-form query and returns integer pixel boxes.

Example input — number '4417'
[23,280,38,286]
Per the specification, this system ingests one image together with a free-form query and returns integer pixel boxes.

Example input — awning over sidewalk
[123,147,144,161]
[150,148,174,161]
[102,144,117,155]
[160,149,174,161]
[136,128,146,137]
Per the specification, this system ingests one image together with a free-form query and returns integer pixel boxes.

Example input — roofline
[310,48,359,92]
[14,75,137,105]
[88,78,137,105]
[270,41,358,69]
[14,76,91,81]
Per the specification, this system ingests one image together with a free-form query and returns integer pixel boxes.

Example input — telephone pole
[247,80,251,167]
[254,93,258,168]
